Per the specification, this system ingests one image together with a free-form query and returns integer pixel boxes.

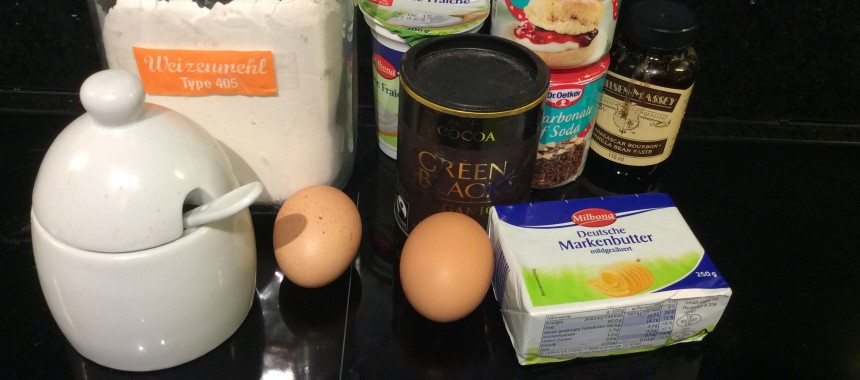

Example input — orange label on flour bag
[132,47,277,96]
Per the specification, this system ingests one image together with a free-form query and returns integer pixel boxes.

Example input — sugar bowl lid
[32,70,241,253]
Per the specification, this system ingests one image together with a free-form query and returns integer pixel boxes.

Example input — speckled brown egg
[399,212,494,323]
[273,185,362,288]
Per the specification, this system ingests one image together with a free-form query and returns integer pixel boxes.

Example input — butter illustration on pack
[587,259,654,297]
[488,193,731,365]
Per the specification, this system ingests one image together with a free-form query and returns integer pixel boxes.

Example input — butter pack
[488,193,731,365]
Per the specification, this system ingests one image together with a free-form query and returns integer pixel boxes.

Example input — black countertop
[2,112,859,379]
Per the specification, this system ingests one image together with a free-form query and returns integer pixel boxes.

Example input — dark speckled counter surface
[2,112,859,379]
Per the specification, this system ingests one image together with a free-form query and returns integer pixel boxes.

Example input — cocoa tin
[394,34,550,234]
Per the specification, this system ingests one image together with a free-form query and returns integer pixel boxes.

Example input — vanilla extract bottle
[582,0,698,194]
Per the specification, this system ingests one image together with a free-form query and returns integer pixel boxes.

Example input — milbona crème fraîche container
[360,0,489,159]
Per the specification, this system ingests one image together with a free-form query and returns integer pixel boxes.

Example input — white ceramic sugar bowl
[30,70,260,371]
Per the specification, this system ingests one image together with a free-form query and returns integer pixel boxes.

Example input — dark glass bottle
[582,0,698,195]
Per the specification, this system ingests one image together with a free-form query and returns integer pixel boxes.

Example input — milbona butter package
[488,193,731,365]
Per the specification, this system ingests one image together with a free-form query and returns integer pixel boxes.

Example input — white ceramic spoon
[182,182,263,228]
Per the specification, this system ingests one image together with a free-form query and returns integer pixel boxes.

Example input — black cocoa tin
[394,34,550,234]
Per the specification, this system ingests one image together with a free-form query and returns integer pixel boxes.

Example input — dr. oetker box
[488,193,731,365]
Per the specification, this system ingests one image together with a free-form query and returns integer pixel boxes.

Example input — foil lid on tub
[359,0,490,45]
[492,0,620,69]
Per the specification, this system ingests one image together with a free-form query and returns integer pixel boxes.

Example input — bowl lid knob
[80,70,145,126]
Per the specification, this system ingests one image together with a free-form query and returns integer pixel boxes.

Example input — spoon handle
[183,182,263,228]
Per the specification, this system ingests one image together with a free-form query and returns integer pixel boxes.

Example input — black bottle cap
[624,0,699,51]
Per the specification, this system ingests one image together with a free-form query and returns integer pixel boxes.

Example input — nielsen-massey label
[591,71,693,166]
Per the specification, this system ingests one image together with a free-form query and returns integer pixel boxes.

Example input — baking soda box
[488,193,731,365]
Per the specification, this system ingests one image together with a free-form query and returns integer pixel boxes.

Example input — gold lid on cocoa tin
[399,34,550,119]
[400,81,547,119]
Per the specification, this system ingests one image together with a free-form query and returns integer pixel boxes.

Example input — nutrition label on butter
[538,298,723,358]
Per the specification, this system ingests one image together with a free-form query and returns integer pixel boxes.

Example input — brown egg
[399,212,494,323]
[273,185,361,288]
